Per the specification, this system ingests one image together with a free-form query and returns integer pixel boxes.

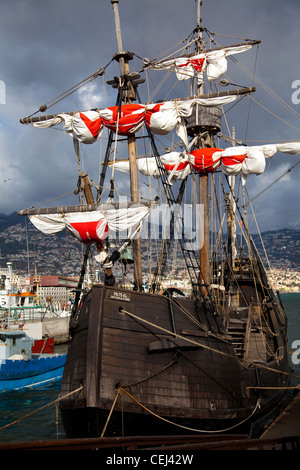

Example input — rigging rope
[116,386,262,434]
[245,160,300,207]
[222,175,287,360]
[27,60,113,118]
[204,30,300,133]
[244,43,259,141]
[250,96,300,132]
[0,386,83,433]
[206,26,300,125]
[119,307,300,379]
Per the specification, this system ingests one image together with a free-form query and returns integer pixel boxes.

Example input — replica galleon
[19,0,299,440]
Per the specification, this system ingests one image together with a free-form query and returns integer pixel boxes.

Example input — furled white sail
[29,204,151,248]
[113,153,191,185]
[30,96,238,146]
[111,142,300,184]
[149,44,254,84]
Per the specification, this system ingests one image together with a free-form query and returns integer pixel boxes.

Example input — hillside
[252,229,300,270]
[0,212,300,276]
[0,212,82,276]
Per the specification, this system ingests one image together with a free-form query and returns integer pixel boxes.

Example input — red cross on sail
[99,104,146,135]
[79,112,103,139]
[176,57,206,75]
[70,110,103,144]
[68,219,109,249]
[189,148,224,173]
[150,43,255,83]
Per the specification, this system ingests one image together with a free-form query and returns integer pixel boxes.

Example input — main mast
[111,0,143,290]
[192,0,213,289]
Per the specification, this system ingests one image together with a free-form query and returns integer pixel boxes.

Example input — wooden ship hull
[59,258,291,438]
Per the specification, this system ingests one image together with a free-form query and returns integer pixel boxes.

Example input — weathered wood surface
[59,283,290,433]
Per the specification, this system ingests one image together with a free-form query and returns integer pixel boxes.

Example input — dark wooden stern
[59,283,290,438]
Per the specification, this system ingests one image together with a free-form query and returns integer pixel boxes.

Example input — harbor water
[0,293,299,444]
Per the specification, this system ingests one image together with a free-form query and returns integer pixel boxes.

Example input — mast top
[110,0,143,100]
[111,0,125,73]
[196,0,202,28]
[195,0,205,53]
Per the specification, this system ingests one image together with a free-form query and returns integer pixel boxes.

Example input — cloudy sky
[0,0,300,233]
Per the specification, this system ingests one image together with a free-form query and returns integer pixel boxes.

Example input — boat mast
[226,127,237,268]
[195,0,205,53]
[111,0,143,290]
[195,0,210,288]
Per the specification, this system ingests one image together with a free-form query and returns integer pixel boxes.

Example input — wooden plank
[97,317,242,418]
[102,286,210,336]
[148,337,203,352]
[85,287,104,408]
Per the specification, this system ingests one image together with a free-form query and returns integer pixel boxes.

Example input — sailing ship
[18,0,299,438]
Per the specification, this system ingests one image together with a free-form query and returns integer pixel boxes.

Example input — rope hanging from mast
[26,61,111,118]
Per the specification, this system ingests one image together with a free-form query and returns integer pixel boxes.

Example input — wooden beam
[18,200,156,216]
[19,88,256,125]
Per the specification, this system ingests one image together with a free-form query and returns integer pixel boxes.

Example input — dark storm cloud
[0,0,300,232]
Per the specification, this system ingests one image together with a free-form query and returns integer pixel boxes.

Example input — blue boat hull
[0,355,67,392]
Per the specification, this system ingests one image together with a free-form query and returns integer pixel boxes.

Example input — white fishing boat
[0,327,66,392]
